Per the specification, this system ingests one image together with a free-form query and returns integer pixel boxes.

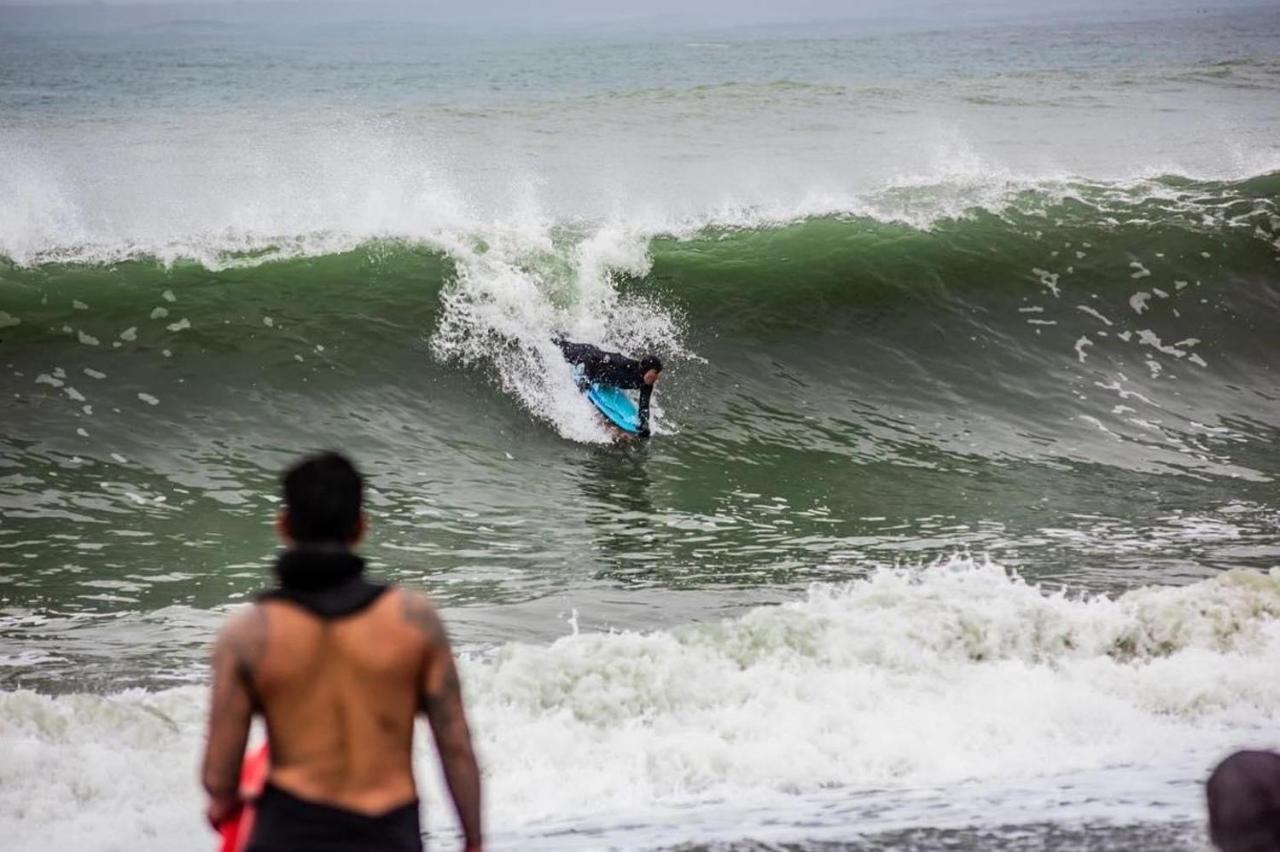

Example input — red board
[216,743,270,852]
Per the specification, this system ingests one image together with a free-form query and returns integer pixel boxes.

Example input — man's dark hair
[640,354,663,374]
[282,451,363,543]
[1208,751,1280,852]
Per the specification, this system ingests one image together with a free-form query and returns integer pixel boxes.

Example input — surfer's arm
[405,591,484,852]
[201,607,264,828]
[637,384,653,438]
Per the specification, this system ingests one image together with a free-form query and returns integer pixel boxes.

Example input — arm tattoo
[401,590,446,644]
[401,591,483,847]
[424,664,461,726]
[401,591,452,714]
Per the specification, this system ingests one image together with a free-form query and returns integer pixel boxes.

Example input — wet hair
[282,451,363,543]
[1208,751,1280,852]
[640,354,664,374]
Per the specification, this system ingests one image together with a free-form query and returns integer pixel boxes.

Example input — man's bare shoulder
[398,587,448,646]
[215,603,268,671]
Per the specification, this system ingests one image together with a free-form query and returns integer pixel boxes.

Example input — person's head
[277,451,365,547]
[639,354,664,386]
[1208,750,1280,852]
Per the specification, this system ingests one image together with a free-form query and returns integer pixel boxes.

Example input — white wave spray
[3,560,1279,850]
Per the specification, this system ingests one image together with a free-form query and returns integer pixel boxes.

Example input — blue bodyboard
[573,366,641,434]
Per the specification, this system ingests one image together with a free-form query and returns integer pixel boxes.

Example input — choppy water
[2,3,1279,850]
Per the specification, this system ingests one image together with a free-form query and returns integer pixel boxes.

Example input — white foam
[1136,329,1190,359]
[3,561,1278,851]
[429,217,686,441]
[1,98,1273,274]
[452,561,1280,829]
[1076,305,1113,326]
[0,687,209,852]
[1031,268,1060,297]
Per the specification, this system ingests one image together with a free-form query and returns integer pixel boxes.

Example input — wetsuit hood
[259,545,387,619]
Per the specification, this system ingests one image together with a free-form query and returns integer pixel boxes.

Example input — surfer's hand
[206,796,239,831]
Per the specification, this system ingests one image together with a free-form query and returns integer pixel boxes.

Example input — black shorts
[247,783,423,852]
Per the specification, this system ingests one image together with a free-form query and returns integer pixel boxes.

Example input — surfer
[201,452,483,852]
[554,337,663,438]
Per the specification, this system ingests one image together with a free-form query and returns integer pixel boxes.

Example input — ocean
[2,2,1279,849]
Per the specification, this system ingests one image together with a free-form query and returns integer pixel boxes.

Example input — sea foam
[2,560,1278,850]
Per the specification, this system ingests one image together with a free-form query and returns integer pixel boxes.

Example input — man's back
[255,588,422,814]
[555,339,644,388]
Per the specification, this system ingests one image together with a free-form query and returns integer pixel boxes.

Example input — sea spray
[4,561,1279,850]
[461,560,1280,825]
[430,219,687,441]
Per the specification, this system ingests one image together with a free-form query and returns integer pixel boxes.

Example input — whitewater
[6,560,1280,850]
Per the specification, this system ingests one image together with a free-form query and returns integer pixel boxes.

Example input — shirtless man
[201,451,482,852]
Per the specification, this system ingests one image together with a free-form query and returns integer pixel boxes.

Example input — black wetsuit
[246,548,423,852]
[556,339,653,437]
